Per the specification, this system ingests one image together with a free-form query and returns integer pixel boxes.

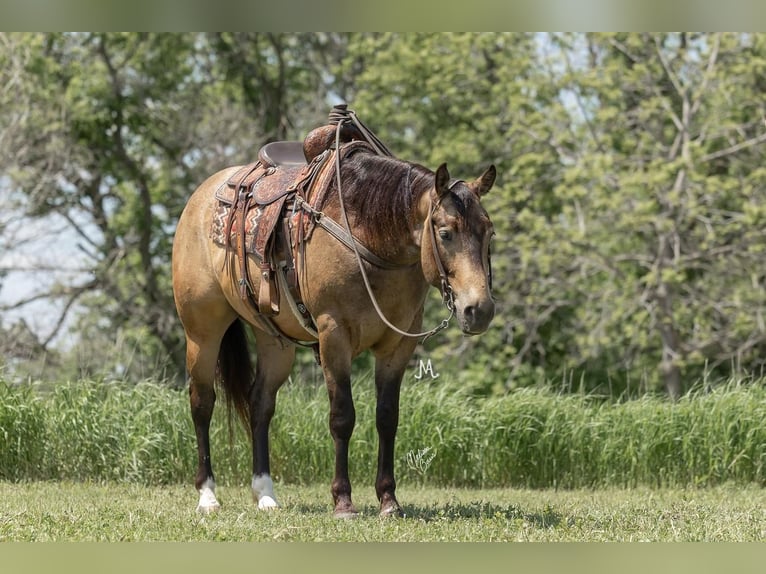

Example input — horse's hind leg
[180,300,238,513]
[186,332,227,513]
[249,329,295,509]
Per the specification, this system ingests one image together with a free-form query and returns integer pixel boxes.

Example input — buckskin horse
[171,106,496,518]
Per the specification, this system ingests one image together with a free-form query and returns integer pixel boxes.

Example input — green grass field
[2,378,766,542]
[1,481,764,541]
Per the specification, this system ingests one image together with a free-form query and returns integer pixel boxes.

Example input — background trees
[2,32,765,397]
[547,33,766,397]
[0,33,336,383]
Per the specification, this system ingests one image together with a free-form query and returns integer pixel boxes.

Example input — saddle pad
[209,196,290,262]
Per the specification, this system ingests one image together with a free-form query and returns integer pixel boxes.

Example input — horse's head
[420,163,496,335]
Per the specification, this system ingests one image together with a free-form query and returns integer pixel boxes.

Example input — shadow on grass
[279,500,561,528]
[402,500,561,529]
[288,502,337,516]
[275,491,562,528]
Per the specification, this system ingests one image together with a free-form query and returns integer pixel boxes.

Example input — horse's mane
[325,150,433,259]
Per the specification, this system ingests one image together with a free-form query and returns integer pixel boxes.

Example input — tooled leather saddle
[209,110,374,344]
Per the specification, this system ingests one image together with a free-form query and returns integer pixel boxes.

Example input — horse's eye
[438,229,453,241]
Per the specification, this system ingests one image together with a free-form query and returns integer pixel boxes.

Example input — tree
[5,32,766,397]
[1,33,200,379]
[337,33,766,397]
[210,32,346,142]
[0,32,341,383]
[550,33,766,396]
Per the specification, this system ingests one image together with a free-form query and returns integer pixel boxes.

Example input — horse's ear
[474,164,496,196]
[434,163,451,198]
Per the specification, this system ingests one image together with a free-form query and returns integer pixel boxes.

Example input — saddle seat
[258,141,307,168]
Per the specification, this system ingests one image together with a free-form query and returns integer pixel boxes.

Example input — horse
[171,111,496,518]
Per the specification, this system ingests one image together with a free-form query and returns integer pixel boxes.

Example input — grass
[1,481,764,541]
[2,377,766,489]
[2,377,765,543]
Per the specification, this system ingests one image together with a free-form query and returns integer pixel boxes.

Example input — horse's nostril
[460,300,495,334]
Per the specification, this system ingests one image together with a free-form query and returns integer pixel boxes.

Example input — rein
[330,108,455,341]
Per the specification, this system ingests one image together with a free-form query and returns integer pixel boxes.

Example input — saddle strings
[328,105,394,158]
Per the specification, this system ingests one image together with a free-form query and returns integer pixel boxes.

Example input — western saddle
[209,105,382,348]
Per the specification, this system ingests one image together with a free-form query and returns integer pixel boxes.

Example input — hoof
[197,482,221,514]
[252,474,280,511]
[333,508,360,519]
[333,501,359,519]
[379,504,404,518]
[197,501,221,515]
[257,495,280,510]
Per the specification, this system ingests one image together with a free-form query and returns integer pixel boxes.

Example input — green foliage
[0,382,47,480]
[2,377,766,489]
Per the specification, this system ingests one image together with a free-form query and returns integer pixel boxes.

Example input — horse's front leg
[319,320,357,518]
[374,336,418,518]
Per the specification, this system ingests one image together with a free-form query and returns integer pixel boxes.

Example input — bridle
[428,179,495,313]
[427,180,463,315]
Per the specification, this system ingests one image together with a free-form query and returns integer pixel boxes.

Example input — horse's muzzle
[457,299,495,335]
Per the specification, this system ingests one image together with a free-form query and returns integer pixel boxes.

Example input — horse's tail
[217,318,253,435]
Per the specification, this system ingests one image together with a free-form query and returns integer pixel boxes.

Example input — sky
[0,195,90,348]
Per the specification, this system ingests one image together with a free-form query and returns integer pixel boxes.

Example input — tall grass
[1,376,765,488]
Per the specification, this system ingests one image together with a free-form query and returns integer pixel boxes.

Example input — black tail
[217,319,253,434]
